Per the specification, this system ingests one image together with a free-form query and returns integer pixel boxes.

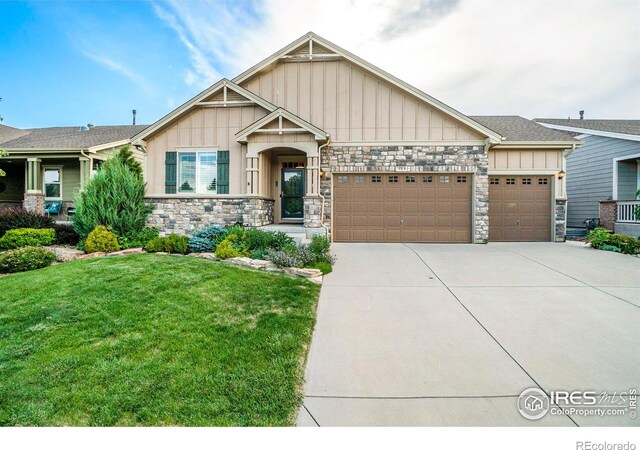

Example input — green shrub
[118,227,159,249]
[54,223,80,246]
[0,208,54,237]
[144,234,190,254]
[0,246,56,273]
[84,226,120,253]
[188,225,228,253]
[600,244,621,253]
[225,224,246,240]
[115,145,142,178]
[308,261,333,274]
[0,228,56,249]
[215,235,248,259]
[606,234,640,255]
[250,248,268,260]
[266,245,317,268]
[72,156,152,240]
[243,228,296,253]
[586,227,611,249]
[308,234,335,263]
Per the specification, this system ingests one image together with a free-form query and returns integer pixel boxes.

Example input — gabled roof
[233,32,503,144]
[236,108,329,143]
[1,125,148,150]
[132,79,277,142]
[470,116,578,144]
[535,118,640,137]
[0,124,30,144]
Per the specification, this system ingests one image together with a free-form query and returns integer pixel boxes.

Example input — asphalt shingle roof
[534,119,640,136]
[0,125,148,149]
[0,124,30,145]
[470,116,577,142]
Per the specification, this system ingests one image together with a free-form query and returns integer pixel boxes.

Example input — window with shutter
[165,152,177,194]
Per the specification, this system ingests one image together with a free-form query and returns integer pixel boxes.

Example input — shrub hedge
[0,228,56,250]
[84,226,120,254]
[145,234,190,254]
[586,227,640,255]
[0,246,56,273]
[0,209,54,237]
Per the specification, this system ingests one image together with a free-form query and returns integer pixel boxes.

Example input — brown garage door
[489,175,552,242]
[333,173,472,243]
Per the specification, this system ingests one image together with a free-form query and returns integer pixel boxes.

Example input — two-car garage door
[333,173,472,243]
[332,173,553,243]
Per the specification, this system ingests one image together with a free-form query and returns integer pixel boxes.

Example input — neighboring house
[133,32,578,243]
[535,119,640,237]
[0,124,146,217]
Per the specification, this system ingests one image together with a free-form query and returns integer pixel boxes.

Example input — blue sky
[1,1,639,129]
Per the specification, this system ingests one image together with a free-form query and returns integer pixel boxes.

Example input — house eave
[536,122,640,143]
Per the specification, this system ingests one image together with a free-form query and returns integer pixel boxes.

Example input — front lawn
[0,254,320,426]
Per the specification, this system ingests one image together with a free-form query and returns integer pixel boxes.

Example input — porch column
[24,158,44,213]
[305,156,320,196]
[79,157,91,190]
[246,156,259,196]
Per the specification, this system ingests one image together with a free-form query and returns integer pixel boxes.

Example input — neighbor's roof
[470,116,578,143]
[0,124,30,145]
[0,125,148,149]
[534,119,640,136]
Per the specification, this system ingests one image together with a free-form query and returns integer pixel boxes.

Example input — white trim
[176,150,219,195]
[232,32,503,144]
[42,165,63,200]
[236,108,328,143]
[491,141,579,149]
[131,79,278,143]
[612,152,640,200]
[488,169,561,175]
[537,122,640,142]
[88,139,130,153]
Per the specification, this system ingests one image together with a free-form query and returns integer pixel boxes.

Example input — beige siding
[41,159,80,201]
[145,105,270,195]
[240,60,483,142]
[489,149,563,170]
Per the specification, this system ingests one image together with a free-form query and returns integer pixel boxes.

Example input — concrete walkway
[298,242,640,426]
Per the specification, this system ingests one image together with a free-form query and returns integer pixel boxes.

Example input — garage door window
[371,175,382,183]
[490,178,500,185]
[456,175,467,183]
[538,178,548,185]
[405,176,416,183]
[337,176,348,183]
[422,176,433,183]
[506,178,516,185]
[354,176,365,183]
[439,176,450,183]
[388,176,399,183]
[522,178,532,185]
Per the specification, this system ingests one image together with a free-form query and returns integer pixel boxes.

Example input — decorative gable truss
[235,108,329,144]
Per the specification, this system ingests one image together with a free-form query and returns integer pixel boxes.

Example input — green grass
[0,254,320,426]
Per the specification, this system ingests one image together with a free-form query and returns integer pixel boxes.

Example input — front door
[281,168,304,220]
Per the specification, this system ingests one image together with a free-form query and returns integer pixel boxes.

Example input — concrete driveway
[297,242,640,426]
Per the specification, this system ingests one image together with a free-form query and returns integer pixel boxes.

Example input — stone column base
[23,193,45,214]
[303,196,323,228]
[555,199,567,242]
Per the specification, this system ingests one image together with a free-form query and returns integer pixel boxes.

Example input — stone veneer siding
[23,193,45,214]
[320,145,489,243]
[303,196,323,228]
[555,199,567,242]
[147,197,274,235]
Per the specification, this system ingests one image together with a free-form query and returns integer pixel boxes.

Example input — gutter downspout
[317,136,331,238]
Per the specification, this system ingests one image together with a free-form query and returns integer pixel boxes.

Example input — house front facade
[536,119,640,237]
[134,32,578,243]
[0,124,146,217]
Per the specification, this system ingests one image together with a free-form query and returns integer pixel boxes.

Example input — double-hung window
[43,167,62,199]
[177,151,218,194]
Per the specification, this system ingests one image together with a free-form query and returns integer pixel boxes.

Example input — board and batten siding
[488,148,563,170]
[566,134,640,228]
[239,59,484,143]
[145,105,270,195]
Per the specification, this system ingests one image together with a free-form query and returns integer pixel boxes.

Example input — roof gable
[132,79,277,142]
[236,108,328,143]
[233,32,502,143]
[535,119,640,141]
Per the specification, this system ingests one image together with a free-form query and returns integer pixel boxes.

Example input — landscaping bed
[0,254,320,426]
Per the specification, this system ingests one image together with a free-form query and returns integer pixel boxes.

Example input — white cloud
[80,50,150,93]
[154,0,640,118]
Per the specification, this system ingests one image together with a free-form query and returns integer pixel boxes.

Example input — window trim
[176,150,219,194]
[42,165,63,200]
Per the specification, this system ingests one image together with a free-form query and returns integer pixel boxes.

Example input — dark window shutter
[165,151,177,194]
[217,150,229,194]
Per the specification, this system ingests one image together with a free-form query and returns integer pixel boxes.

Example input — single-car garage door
[333,173,472,243]
[489,175,552,242]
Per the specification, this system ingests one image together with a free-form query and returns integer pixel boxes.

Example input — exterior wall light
[557,170,566,179]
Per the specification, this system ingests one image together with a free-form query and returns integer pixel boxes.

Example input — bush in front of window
[145,234,190,255]
[188,225,228,253]
[0,208,55,237]
[0,246,56,274]
[0,228,56,250]
[84,226,120,254]
[72,157,152,241]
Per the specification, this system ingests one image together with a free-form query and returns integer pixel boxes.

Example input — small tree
[73,156,152,240]
[115,145,142,177]
[635,189,640,221]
